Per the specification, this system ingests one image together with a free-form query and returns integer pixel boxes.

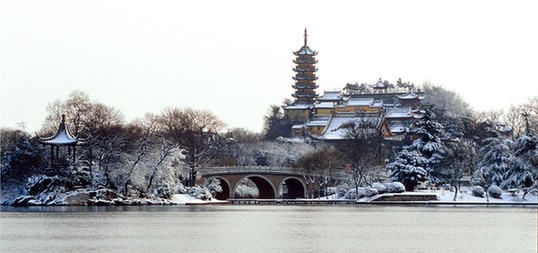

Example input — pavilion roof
[38,115,79,145]
[370,78,388,89]
[396,90,425,100]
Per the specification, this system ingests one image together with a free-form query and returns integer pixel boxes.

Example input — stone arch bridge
[197,166,317,200]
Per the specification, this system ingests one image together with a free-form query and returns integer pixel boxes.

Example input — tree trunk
[452,184,458,201]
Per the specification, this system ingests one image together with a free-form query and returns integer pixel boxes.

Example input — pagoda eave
[293,76,318,81]
[293,59,318,64]
[293,67,318,72]
[292,84,319,89]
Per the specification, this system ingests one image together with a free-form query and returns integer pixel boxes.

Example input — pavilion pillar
[72,145,76,162]
[50,145,54,165]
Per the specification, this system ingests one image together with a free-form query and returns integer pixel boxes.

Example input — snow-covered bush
[204,177,223,197]
[471,186,485,197]
[235,184,259,198]
[363,187,379,197]
[386,182,405,193]
[343,188,361,199]
[154,183,175,199]
[187,186,212,200]
[343,187,379,199]
[371,182,386,194]
[488,185,502,199]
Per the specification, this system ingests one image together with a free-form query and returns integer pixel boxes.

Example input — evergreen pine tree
[476,127,514,189]
[502,116,538,199]
[387,111,446,191]
[390,110,448,187]
[387,149,428,191]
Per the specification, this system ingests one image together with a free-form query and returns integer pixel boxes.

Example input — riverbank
[3,189,536,207]
[227,189,537,206]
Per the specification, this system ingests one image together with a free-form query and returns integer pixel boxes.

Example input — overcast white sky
[1,0,537,133]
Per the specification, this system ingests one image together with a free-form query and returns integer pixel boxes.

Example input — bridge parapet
[200,166,302,176]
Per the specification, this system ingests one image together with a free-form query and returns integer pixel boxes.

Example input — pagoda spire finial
[304,28,308,46]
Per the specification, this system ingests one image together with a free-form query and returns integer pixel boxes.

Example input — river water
[1,205,536,253]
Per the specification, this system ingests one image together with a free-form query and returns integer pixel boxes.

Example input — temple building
[282,30,425,141]
[37,114,83,166]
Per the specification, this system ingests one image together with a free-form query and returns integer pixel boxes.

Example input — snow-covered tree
[231,140,315,167]
[475,127,514,201]
[409,111,445,159]
[1,129,46,197]
[502,124,538,199]
[391,111,447,189]
[387,149,428,191]
[157,107,226,187]
[203,177,223,197]
[234,179,259,198]
[263,104,292,140]
[336,114,385,198]
[439,138,476,200]
[294,146,342,198]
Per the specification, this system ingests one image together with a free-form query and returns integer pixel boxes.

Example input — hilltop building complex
[283,29,425,141]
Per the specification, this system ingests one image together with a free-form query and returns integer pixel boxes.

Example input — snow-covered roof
[390,126,407,134]
[307,120,329,127]
[385,108,413,118]
[372,100,384,107]
[317,91,342,101]
[306,115,331,127]
[343,97,373,107]
[388,122,409,134]
[283,103,312,110]
[318,114,381,140]
[38,115,79,145]
[397,90,424,100]
[294,45,317,55]
[370,78,388,89]
[314,102,335,109]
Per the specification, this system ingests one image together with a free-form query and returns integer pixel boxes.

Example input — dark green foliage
[263,105,292,140]
[1,130,45,187]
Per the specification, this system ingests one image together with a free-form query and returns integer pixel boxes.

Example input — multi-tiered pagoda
[283,29,319,125]
[291,28,319,104]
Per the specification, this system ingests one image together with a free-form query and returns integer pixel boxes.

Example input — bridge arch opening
[281,177,306,199]
[234,175,276,199]
[206,177,230,200]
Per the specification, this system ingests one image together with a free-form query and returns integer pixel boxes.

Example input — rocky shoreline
[5,189,178,207]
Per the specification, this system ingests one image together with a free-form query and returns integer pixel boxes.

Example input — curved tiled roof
[38,115,79,145]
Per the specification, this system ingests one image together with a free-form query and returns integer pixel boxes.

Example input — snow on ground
[433,189,537,203]
[316,188,537,204]
[170,194,228,205]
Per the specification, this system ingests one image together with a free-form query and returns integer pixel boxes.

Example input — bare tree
[42,91,126,187]
[145,133,180,193]
[43,90,94,137]
[157,107,226,186]
[120,115,157,196]
[336,115,385,199]
[215,128,262,166]
[294,146,341,198]
[505,97,538,138]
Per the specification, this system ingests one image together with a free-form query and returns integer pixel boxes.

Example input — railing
[199,166,302,176]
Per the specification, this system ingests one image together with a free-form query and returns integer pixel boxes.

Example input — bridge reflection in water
[198,166,314,200]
